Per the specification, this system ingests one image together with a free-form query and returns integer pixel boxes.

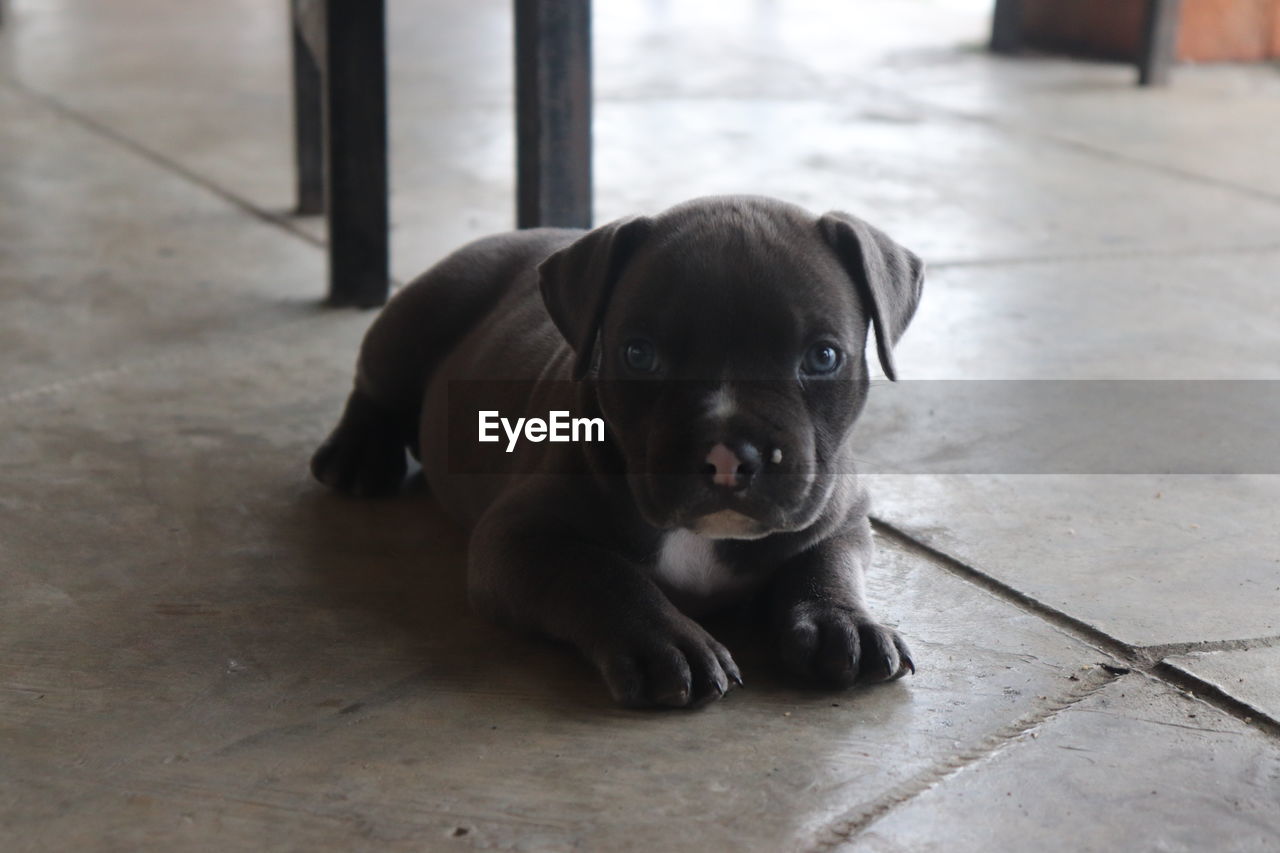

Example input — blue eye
[801,342,842,375]
[623,339,659,373]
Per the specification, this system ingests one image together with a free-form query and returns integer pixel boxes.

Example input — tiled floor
[2,1,1278,850]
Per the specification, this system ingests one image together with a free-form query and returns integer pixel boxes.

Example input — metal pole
[323,0,390,307]
[1138,0,1182,86]
[514,0,593,229]
[990,0,1022,54]
[291,0,325,216]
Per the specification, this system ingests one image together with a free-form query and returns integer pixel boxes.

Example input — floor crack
[873,519,1280,741]
[871,519,1137,664]
[1142,635,1280,659]
[3,77,327,251]
[859,75,1280,210]
[805,670,1120,851]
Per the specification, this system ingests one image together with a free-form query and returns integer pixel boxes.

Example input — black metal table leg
[291,0,324,216]
[323,0,389,307]
[1138,0,1182,86]
[989,0,1022,54]
[514,0,593,230]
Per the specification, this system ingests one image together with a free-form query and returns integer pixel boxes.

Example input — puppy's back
[355,228,583,416]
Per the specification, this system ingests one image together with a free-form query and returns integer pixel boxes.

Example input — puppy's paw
[777,604,914,687]
[595,621,743,710]
[310,393,408,497]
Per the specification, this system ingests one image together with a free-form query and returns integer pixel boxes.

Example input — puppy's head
[540,195,923,539]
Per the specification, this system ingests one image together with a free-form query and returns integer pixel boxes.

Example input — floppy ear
[817,211,925,381]
[538,216,653,380]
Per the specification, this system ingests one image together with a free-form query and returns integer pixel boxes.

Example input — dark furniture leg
[989,0,1022,54]
[291,0,324,216]
[323,0,390,307]
[1138,0,1182,86]
[514,0,593,229]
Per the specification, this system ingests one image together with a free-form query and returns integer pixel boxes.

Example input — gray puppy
[311,195,924,708]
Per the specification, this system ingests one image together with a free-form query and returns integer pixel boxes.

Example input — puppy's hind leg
[312,229,573,497]
[310,389,411,497]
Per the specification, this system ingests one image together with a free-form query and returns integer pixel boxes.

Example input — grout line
[857,77,1280,209]
[872,518,1280,737]
[872,518,1139,664]
[806,670,1120,850]
[0,77,405,409]
[1150,661,1280,740]
[594,72,1280,214]
[998,119,1280,207]
[1143,634,1280,660]
[3,77,327,250]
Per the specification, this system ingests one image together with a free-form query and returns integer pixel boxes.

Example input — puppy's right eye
[622,338,660,373]
[801,342,843,376]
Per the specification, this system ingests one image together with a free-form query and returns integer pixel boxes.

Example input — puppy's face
[594,220,870,538]
[540,196,923,539]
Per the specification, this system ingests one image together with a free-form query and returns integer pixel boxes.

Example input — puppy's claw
[689,684,724,709]
[892,633,916,679]
[721,655,744,688]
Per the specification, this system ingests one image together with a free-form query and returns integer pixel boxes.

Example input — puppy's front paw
[777,604,914,687]
[595,620,743,710]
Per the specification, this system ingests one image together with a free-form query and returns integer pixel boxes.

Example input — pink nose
[705,443,742,488]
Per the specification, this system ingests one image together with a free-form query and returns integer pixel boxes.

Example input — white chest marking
[654,530,747,599]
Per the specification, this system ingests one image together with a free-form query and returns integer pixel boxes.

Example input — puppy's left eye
[622,338,660,373]
[801,342,843,376]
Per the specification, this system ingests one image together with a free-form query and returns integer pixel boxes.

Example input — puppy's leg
[768,523,914,687]
[311,241,519,496]
[468,491,742,708]
[310,389,412,496]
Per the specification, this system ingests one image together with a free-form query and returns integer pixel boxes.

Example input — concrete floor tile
[845,249,1280,650]
[396,87,1280,278]
[1,0,515,279]
[0,321,1115,850]
[850,676,1280,852]
[592,100,1280,267]
[1165,646,1280,726]
[0,85,327,398]
[873,54,1280,199]
[865,475,1280,649]
[591,0,987,103]
[892,253,1280,381]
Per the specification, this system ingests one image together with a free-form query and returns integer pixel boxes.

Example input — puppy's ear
[818,212,925,381]
[538,216,652,380]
